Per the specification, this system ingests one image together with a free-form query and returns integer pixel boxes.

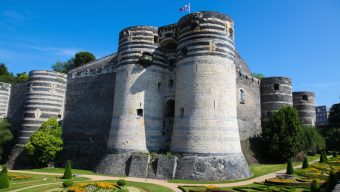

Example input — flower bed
[8,173,32,180]
[264,178,310,187]
[68,181,117,192]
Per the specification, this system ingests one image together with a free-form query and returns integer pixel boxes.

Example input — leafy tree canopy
[262,106,305,162]
[328,103,340,128]
[25,117,63,166]
[0,118,13,160]
[251,73,265,79]
[0,63,29,84]
[51,51,95,73]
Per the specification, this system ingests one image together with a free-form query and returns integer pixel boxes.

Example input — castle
[1,11,316,181]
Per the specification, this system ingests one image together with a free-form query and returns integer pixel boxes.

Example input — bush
[319,152,326,163]
[324,151,328,161]
[63,160,72,179]
[326,170,337,191]
[262,106,305,162]
[0,166,9,189]
[117,179,126,186]
[62,179,73,187]
[286,159,294,174]
[302,156,309,169]
[310,179,319,192]
[303,126,325,154]
[333,151,338,157]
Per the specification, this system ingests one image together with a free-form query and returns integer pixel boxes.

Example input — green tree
[262,106,305,162]
[326,170,337,191]
[25,117,63,166]
[322,103,340,151]
[0,64,15,83]
[74,51,95,68]
[286,159,294,174]
[251,73,265,79]
[15,72,29,82]
[63,160,73,179]
[303,126,325,154]
[310,179,319,192]
[328,103,340,128]
[0,166,9,189]
[302,156,309,169]
[0,118,13,160]
[52,58,75,74]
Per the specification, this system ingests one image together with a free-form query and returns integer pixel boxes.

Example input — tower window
[57,114,62,119]
[154,35,159,43]
[137,109,143,117]
[157,82,161,89]
[274,84,280,91]
[181,47,187,56]
[240,89,245,104]
[302,95,308,101]
[180,108,184,117]
[168,79,174,88]
[229,28,234,38]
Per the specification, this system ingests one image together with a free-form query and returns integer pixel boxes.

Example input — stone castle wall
[293,91,316,126]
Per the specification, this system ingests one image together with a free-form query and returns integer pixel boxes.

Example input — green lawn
[0,172,89,192]
[23,167,96,175]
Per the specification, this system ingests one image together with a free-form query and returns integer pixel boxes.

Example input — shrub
[333,151,338,157]
[286,159,294,174]
[63,160,72,179]
[303,126,325,154]
[0,166,9,189]
[117,179,126,186]
[262,106,305,162]
[62,179,73,187]
[319,152,326,163]
[326,170,337,191]
[324,151,328,161]
[310,180,319,192]
[302,156,309,169]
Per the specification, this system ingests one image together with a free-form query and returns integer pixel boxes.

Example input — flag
[179,3,190,13]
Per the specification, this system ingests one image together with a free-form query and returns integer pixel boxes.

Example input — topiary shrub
[326,170,337,191]
[0,166,9,189]
[319,151,326,163]
[62,179,73,187]
[286,159,294,174]
[302,156,309,169]
[324,151,328,161]
[63,160,72,179]
[117,179,126,186]
[310,180,319,192]
[333,151,338,157]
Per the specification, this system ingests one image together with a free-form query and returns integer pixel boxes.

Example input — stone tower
[170,11,251,180]
[16,70,67,144]
[0,82,11,119]
[107,26,167,152]
[261,77,293,120]
[293,91,316,126]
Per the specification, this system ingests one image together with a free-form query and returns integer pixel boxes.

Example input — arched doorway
[163,99,175,150]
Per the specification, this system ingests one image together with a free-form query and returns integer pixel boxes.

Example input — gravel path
[9,158,322,192]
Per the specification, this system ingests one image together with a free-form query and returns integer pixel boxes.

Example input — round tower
[17,70,67,144]
[293,91,316,126]
[107,26,167,152]
[0,82,11,119]
[261,77,293,120]
[171,11,251,180]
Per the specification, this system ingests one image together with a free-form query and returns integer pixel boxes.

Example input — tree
[0,63,28,83]
[0,166,9,189]
[328,103,340,128]
[303,126,325,155]
[322,103,340,151]
[0,118,13,160]
[251,73,265,79]
[25,117,63,166]
[52,58,75,74]
[63,160,73,179]
[310,179,320,192]
[15,72,29,82]
[262,106,305,162]
[74,51,95,68]
[302,156,309,169]
[326,170,337,191]
[286,159,294,174]
[319,151,326,163]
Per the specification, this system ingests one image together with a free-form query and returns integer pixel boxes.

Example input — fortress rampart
[3,11,316,181]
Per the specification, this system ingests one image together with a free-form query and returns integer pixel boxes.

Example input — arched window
[274,84,280,91]
[168,79,174,88]
[302,94,308,101]
[240,89,245,104]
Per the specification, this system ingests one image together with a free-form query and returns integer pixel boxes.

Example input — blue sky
[0,0,339,107]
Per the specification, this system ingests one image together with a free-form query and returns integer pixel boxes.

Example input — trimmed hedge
[63,179,73,187]
[0,166,9,189]
[117,179,126,186]
[302,156,309,169]
[63,160,72,179]
[286,159,294,174]
[310,180,319,192]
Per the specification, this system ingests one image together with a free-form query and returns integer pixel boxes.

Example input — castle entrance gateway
[163,99,175,150]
